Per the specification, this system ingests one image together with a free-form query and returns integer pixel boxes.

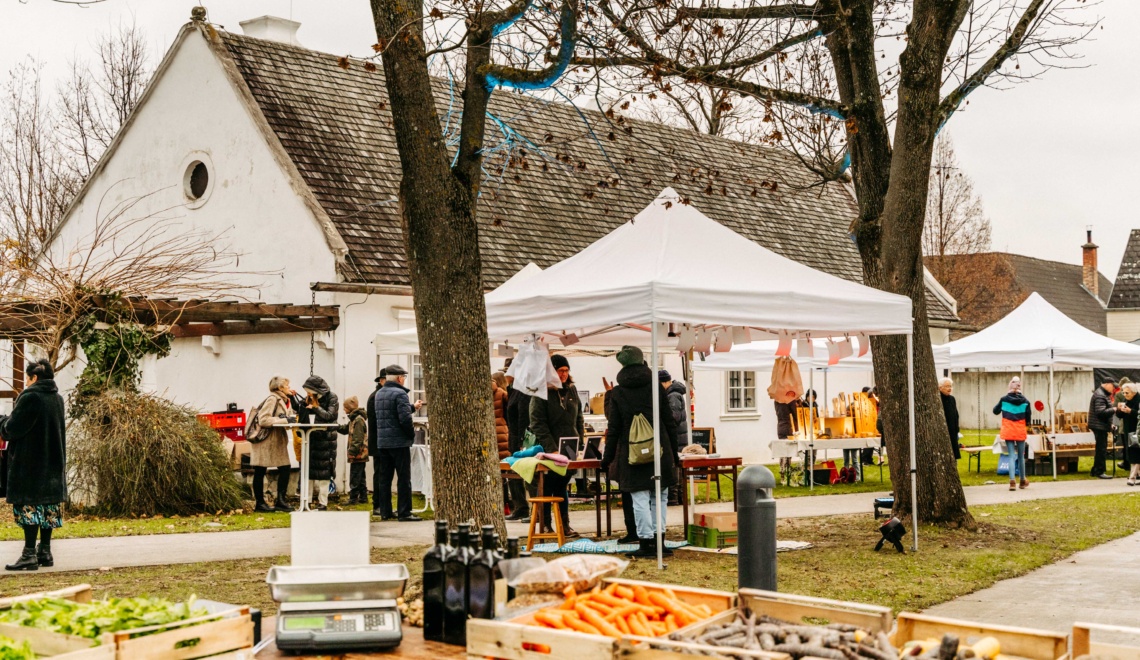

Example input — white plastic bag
[510,555,629,594]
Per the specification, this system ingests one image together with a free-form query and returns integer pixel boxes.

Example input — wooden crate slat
[896,613,1067,660]
[740,589,893,634]
[0,622,101,656]
[113,612,253,660]
[1072,622,1140,659]
[0,584,93,609]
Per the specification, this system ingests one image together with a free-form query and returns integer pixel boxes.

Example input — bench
[961,445,987,473]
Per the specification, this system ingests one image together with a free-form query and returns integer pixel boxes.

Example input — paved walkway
[924,531,1140,645]
[1,476,1132,573]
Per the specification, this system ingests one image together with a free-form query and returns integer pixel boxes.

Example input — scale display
[276,609,402,652]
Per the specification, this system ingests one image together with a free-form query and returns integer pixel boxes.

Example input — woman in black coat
[1118,384,1140,485]
[940,379,961,460]
[529,354,583,538]
[601,347,678,558]
[298,375,339,509]
[0,359,66,571]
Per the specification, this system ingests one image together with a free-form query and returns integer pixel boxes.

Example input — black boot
[5,548,39,571]
[617,532,638,544]
[36,543,53,568]
[626,538,657,558]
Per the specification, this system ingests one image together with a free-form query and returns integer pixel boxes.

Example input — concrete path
[924,531,1140,645]
[1,476,1132,573]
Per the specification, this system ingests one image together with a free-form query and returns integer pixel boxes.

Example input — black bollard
[736,464,777,591]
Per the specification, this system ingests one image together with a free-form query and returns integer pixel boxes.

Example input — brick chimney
[1082,227,1099,297]
[239,16,301,45]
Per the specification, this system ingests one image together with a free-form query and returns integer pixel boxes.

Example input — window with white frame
[411,354,427,418]
[725,371,757,413]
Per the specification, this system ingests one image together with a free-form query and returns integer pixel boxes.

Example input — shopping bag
[1129,432,1139,450]
[996,453,1010,476]
[766,357,804,404]
[628,413,655,465]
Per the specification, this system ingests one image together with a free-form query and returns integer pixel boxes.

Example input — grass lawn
[3,493,1137,616]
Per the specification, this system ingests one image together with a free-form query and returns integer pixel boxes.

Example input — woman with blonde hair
[1117,383,1140,486]
[251,376,298,513]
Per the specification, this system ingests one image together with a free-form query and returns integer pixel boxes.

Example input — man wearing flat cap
[373,364,424,521]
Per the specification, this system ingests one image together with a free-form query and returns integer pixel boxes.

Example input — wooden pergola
[0,298,340,398]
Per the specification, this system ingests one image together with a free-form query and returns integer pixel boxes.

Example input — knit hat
[658,369,672,383]
[616,345,643,367]
[551,354,570,371]
[344,396,360,411]
[1008,377,1022,393]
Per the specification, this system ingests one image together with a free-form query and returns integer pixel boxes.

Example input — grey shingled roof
[1109,229,1140,309]
[934,252,1109,333]
[213,27,957,323]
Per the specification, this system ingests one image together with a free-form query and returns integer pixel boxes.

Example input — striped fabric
[996,395,1030,441]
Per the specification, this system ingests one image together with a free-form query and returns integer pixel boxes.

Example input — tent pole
[1050,365,1057,480]
[652,319,664,569]
[907,333,918,552]
[823,369,829,463]
[809,367,815,491]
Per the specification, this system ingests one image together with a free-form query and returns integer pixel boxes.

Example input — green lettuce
[0,596,206,641]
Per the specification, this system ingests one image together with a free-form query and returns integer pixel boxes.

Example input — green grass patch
[3,493,1137,617]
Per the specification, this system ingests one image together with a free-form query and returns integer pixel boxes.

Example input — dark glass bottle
[469,526,498,621]
[443,524,474,645]
[504,538,520,602]
[422,521,450,642]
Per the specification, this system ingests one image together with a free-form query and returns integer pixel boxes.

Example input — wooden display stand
[466,578,736,660]
[0,584,253,660]
[1072,622,1140,659]
[892,612,1068,660]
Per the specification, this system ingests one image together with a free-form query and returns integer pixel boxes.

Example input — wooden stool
[526,496,566,550]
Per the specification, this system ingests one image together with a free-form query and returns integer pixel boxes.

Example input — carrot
[534,611,568,629]
[694,604,713,617]
[563,585,578,600]
[636,611,652,629]
[562,615,602,636]
[613,614,631,635]
[604,604,642,622]
[559,595,579,611]
[604,583,619,595]
[581,600,613,616]
[648,621,667,636]
[632,586,653,607]
[626,613,650,637]
[576,604,623,639]
[591,591,629,609]
[663,588,678,600]
[664,614,678,633]
[614,586,635,600]
[647,593,699,626]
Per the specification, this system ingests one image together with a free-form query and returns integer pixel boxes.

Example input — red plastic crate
[219,427,245,442]
[197,412,246,430]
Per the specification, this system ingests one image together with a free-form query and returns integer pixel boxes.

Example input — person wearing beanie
[1088,377,1118,479]
[337,396,370,505]
[994,377,1030,491]
[529,354,583,538]
[601,347,679,558]
[659,369,690,506]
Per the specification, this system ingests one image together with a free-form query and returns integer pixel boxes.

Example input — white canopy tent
[483,188,921,563]
[693,339,951,373]
[947,292,1140,477]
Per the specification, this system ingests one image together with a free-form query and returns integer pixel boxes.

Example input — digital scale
[267,564,409,653]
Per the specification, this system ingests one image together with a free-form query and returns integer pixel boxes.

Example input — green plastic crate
[686,524,738,549]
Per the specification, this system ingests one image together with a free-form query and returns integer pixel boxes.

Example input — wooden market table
[257,617,464,658]
[500,459,614,539]
[679,455,742,535]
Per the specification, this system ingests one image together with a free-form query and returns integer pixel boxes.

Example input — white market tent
[484,188,921,562]
[693,338,951,373]
[947,292,1140,477]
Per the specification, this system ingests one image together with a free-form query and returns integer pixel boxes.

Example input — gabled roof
[929,252,1109,334]
[198,23,957,323]
[1109,229,1140,310]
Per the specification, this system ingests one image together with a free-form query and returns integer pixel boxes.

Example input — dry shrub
[69,389,246,516]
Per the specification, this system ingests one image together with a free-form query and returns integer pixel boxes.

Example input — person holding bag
[600,346,679,558]
[251,376,298,513]
[1117,384,1140,485]
[994,377,1030,491]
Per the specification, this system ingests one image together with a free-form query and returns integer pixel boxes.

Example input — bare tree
[922,133,990,260]
[57,23,152,178]
[0,60,79,267]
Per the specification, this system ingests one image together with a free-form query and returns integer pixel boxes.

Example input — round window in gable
[184,161,210,202]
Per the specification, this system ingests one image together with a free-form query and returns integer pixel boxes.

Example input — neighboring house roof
[929,252,1109,334]
[1109,229,1140,310]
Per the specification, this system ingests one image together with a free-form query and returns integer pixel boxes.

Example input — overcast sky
[4,1,1137,279]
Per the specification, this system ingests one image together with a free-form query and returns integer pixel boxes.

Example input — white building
[32,13,959,470]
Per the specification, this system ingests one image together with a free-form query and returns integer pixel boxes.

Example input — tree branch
[482,0,577,90]
[936,0,1046,128]
[657,2,825,34]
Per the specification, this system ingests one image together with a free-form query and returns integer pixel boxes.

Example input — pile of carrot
[529,583,714,639]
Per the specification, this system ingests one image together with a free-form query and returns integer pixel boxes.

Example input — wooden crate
[0,585,113,659]
[893,612,1068,660]
[107,606,254,660]
[1072,622,1140,659]
[617,589,892,659]
[467,578,736,660]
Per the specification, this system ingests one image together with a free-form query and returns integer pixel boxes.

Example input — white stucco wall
[951,369,1093,430]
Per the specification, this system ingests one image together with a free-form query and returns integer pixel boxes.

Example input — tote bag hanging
[628,413,655,466]
[767,356,804,404]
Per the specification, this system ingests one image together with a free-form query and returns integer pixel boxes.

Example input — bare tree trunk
[371,0,506,539]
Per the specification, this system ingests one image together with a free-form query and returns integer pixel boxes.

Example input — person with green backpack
[600,346,679,558]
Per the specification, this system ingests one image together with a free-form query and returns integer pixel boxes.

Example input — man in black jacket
[1089,379,1118,479]
[367,369,386,516]
[374,364,423,521]
[504,359,532,521]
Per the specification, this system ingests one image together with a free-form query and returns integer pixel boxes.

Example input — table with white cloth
[992,432,1113,478]
[397,444,433,512]
[770,437,884,485]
